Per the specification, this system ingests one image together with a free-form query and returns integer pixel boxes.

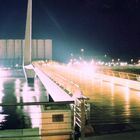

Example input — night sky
[0,0,140,62]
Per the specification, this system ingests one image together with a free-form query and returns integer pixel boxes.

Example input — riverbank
[0,128,39,140]
[111,65,140,75]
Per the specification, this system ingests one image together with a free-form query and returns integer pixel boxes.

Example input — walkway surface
[85,131,140,140]
[33,66,74,102]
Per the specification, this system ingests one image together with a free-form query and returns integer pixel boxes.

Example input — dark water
[1,68,140,134]
[87,80,140,124]
[52,65,140,129]
[0,69,46,130]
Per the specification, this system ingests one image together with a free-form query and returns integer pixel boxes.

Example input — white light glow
[80,63,96,76]
[0,68,10,77]
[0,79,5,122]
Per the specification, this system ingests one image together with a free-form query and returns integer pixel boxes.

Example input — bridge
[24,1,140,139]
[0,0,140,140]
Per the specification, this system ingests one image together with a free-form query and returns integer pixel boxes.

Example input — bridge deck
[33,66,74,102]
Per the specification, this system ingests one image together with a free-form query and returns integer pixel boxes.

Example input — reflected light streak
[22,83,32,103]
[0,79,4,113]
[111,83,115,107]
[27,105,41,128]
[124,87,130,103]
[0,78,4,91]
[15,79,21,103]
[124,87,131,121]
[0,114,5,123]
[99,80,103,95]
[111,78,114,84]
[22,81,41,128]
[34,79,40,93]
[0,79,5,123]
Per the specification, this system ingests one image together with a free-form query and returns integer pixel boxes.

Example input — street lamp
[70,53,73,58]
[131,59,134,64]
[81,48,84,52]
[70,53,74,64]
[80,48,84,59]
[104,54,107,63]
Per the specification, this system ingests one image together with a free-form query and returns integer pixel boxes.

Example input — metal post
[80,97,85,140]
[74,95,90,140]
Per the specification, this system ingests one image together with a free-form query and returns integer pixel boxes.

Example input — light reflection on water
[83,79,140,123]
[0,72,45,129]
[123,87,130,115]
[0,79,5,122]
[1,68,140,127]
[50,64,140,124]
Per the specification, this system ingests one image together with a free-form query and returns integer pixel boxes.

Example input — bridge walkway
[32,62,74,102]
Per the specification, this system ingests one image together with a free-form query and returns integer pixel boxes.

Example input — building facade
[0,39,52,67]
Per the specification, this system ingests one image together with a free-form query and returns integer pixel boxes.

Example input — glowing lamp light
[0,68,10,77]
[81,48,84,52]
[80,62,96,76]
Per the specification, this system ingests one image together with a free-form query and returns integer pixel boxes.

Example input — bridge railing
[97,69,140,82]
[0,101,74,140]
[33,61,81,96]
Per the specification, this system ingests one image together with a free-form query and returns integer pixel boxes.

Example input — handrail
[33,61,81,95]
[97,69,140,81]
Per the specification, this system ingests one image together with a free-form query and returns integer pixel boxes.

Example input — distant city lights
[68,49,140,67]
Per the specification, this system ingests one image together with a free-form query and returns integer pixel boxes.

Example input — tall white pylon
[24,0,32,65]
[23,0,35,83]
